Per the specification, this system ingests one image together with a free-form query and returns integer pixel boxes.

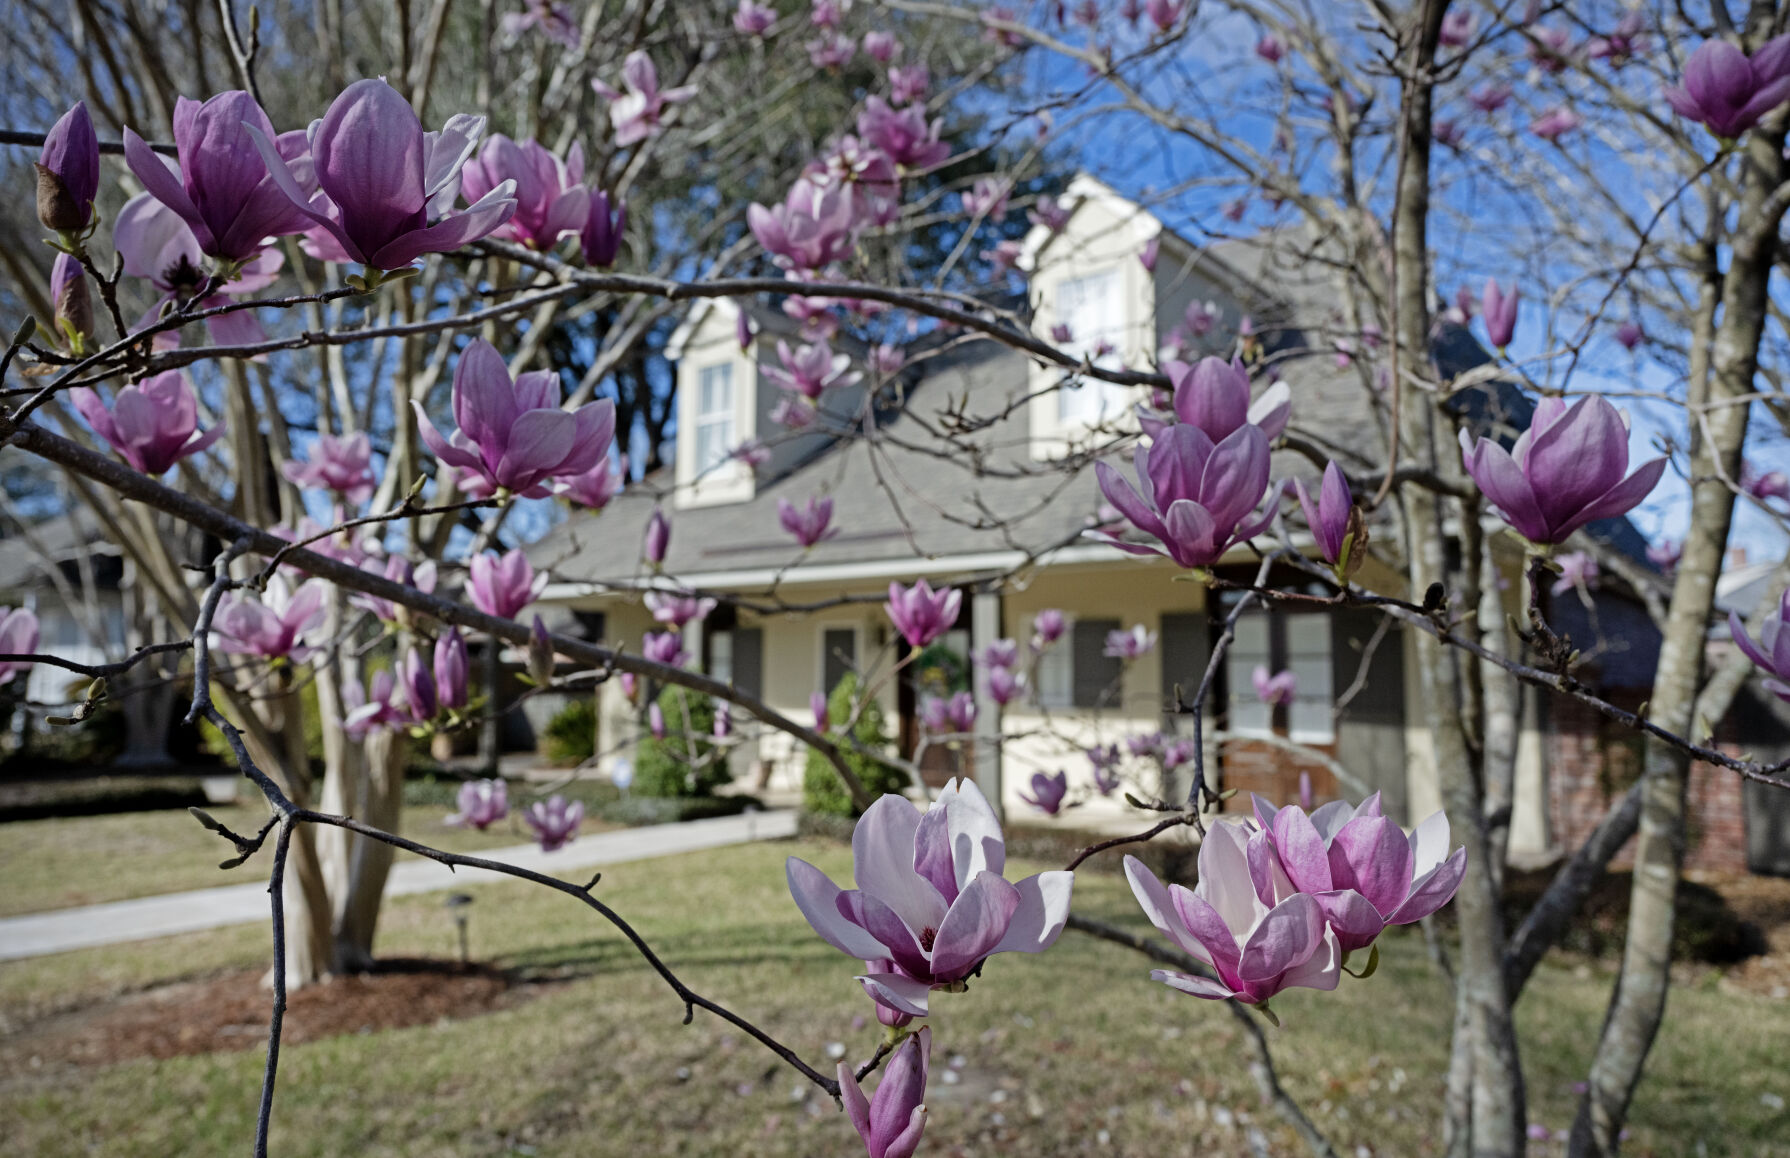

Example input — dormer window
[694,363,736,472]
[1055,268,1128,425]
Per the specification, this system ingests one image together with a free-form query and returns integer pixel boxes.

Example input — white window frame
[693,362,736,473]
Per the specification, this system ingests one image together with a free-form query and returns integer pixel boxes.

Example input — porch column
[970,589,1004,822]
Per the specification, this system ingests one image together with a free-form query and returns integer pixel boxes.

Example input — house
[524,175,1768,870]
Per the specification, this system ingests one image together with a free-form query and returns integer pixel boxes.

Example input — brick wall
[1546,696,1749,874]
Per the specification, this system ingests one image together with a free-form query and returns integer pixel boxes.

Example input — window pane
[822,627,857,694]
[1285,613,1334,742]
[1037,635,1073,708]
[1225,612,1273,736]
[695,420,731,471]
[698,364,732,416]
[708,630,733,684]
[1054,269,1126,425]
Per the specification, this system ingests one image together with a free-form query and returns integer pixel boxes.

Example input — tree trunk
[1569,113,1787,1156]
[336,728,406,962]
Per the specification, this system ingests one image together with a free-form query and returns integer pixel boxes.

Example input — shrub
[542,696,598,766]
[803,672,904,816]
[633,685,730,798]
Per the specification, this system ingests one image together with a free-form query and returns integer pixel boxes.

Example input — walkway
[0,809,797,962]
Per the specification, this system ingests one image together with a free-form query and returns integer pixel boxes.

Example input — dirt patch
[1,959,524,1071]
[1693,871,1790,999]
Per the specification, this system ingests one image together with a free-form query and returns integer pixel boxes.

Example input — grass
[2,837,1788,1156]
[0,802,615,918]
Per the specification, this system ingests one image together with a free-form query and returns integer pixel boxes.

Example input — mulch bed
[2,960,523,1071]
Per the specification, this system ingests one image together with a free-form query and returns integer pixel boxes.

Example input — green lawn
[0,803,613,918]
[2,837,1787,1156]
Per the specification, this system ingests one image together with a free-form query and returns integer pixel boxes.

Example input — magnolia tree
[1,2,1788,1157]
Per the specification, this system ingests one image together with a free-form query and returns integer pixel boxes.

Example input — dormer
[1019,174,1258,460]
[666,300,757,509]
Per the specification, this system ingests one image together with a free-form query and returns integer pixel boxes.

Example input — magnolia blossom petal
[989,870,1074,955]
[786,858,890,959]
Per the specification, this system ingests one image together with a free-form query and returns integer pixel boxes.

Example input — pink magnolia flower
[1587,11,1646,67]
[1139,237,1160,272]
[1529,24,1573,72]
[414,338,615,499]
[1255,35,1285,63]
[1459,395,1667,546]
[1021,770,1068,814]
[1247,792,1468,953]
[1743,464,1790,505]
[1480,278,1519,348]
[764,338,861,399]
[1088,744,1122,794]
[580,190,627,267]
[983,240,1024,276]
[885,579,962,648]
[1433,118,1465,149]
[1646,539,1681,572]
[1146,356,1291,444]
[961,177,1011,222]
[1145,0,1182,33]
[468,548,548,620]
[1028,194,1072,232]
[1032,609,1066,648]
[212,575,328,662]
[810,0,843,28]
[594,52,697,146]
[72,371,224,476]
[1615,320,1646,350]
[283,433,375,505]
[1253,665,1297,706]
[1531,106,1583,141]
[810,691,830,732]
[749,178,859,271]
[779,496,838,547]
[871,343,906,376]
[864,31,900,62]
[524,794,584,851]
[1092,424,1279,570]
[857,98,951,169]
[1732,589,1790,703]
[556,454,626,510]
[645,508,671,565]
[889,64,930,104]
[502,0,579,46]
[645,591,717,629]
[0,607,41,686]
[809,31,856,68]
[1664,35,1790,138]
[1551,550,1600,596]
[986,665,1025,706]
[350,555,437,623]
[446,778,510,828]
[400,646,438,721]
[648,701,667,738]
[113,192,284,349]
[734,0,776,35]
[737,311,758,351]
[436,629,471,710]
[642,630,686,667]
[342,669,405,739]
[1468,83,1513,115]
[1438,9,1473,47]
[839,1026,930,1158]
[1104,624,1156,660]
[37,101,98,232]
[920,691,978,735]
[249,79,515,272]
[787,778,1074,1016]
[124,91,313,264]
[980,639,1020,670]
[1124,822,1341,1007]
[982,6,1027,48]
[460,136,590,250]
[1294,461,1356,572]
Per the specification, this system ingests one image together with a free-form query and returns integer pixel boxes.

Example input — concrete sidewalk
[0,809,797,962]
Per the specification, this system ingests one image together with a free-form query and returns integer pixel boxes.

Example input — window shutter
[822,628,857,695]
[1072,618,1122,709]
[732,628,764,700]
[1159,612,1211,721]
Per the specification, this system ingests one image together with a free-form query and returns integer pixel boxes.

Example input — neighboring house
[525,175,1772,871]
